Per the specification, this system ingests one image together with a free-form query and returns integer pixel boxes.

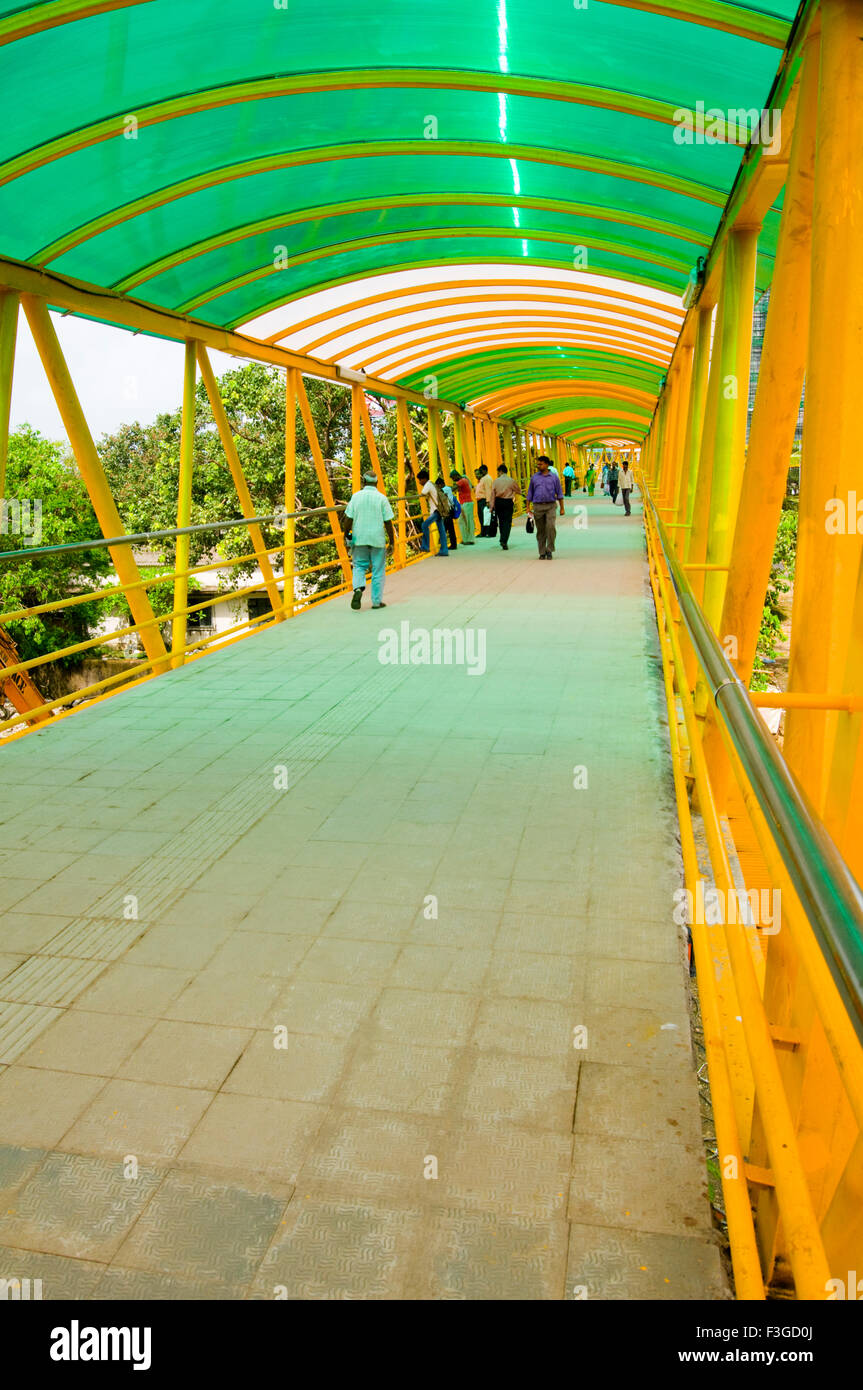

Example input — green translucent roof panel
[0,0,796,432]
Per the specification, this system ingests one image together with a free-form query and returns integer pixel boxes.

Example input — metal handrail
[645,490,863,1043]
[0,494,422,564]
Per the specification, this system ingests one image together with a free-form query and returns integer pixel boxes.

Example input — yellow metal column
[20,294,168,673]
[785,0,863,814]
[295,375,353,584]
[284,367,297,617]
[351,383,362,493]
[702,37,817,784]
[396,399,407,568]
[701,226,759,635]
[197,344,283,619]
[677,302,714,557]
[171,340,197,665]
[0,289,17,499]
[427,405,438,478]
[669,345,695,521]
[358,393,386,490]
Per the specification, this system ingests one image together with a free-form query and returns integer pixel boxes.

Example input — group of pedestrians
[339,453,637,608]
[416,462,522,552]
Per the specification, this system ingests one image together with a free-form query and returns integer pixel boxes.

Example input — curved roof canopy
[0,0,797,440]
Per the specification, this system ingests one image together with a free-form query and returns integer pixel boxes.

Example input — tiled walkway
[0,494,726,1300]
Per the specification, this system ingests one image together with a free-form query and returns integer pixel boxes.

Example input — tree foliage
[0,426,110,668]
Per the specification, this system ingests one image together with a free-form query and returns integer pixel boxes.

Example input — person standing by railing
[474,464,494,537]
[416,469,449,556]
[450,470,476,545]
[341,471,395,609]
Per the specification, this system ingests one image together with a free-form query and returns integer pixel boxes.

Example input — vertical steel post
[171,340,197,665]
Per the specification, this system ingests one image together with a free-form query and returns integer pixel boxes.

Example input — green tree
[0,426,110,671]
[751,506,798,691]
[98,364,368,606]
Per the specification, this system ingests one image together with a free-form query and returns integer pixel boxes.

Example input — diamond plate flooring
[0,498,726,1300]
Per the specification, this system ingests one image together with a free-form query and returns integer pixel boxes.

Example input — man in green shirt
[341,472,395,610]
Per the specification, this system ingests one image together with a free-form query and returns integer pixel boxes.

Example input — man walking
[490,462,521,550]
[563,460,575,498]
[608,459,619,504]
[526,454,565,560]
[341,470,395,609]
[450,470,476,545]
[435,476,459,551]
[619,459,636,515]
[474,464,493,536]
[416,469,449,555]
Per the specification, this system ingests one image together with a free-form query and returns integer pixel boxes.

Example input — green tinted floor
[0,494,726,1300]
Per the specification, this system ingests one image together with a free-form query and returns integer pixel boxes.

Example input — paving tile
[0,1068,105,1148]
[0,1144,47,1208]
[565,1223,726,1300]
[335,1040,458,1115]
[472,997,579,1059]
[250,1195,424,1300]
[16,1010,155,1077]
[406,1209,569,1300]
[298,1109,444,1205]
[204,932,311,979]
[222,1031,349,1103]
[409,906,502,948]
[165,971,282,1029]
[111,1169,286,1285]
[567,1132,712,1237]
[496,913,586,956]
[117,1021,251,1090]
[56,1079,212,1163]
[483,950,585,1002]
[371,988,478,1048]
[460,1052,578,1133]
[92,1266,244,1299]
[72,963,192,1018]
[574,1060,703,1149]
[0,1244,106,1300]
[0,1152,162,1260]
[268,981,379,1039]
[293,938,399,986]
[389,946,491,993]
[178,1094,327,1181]
[238,896,335,936]
[579,1005,694,1069]
[122,922,232,970]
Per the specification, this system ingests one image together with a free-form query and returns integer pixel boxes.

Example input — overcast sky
[10,308,241,443]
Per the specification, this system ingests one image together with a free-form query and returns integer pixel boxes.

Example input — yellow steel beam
[171,340,197,665]
[283,367,297,617]
[376,332,670,380]
[19,293,169,673]
[196,342,284,619]
[0,0,153,48]
[785,0,863,816]
[294,374,353,585]
[179,223,694,317]
[0,289,16,499]
[270,277,683,344]
[0,257,496,423]
[302,289,684,357]
[330,308,678,368]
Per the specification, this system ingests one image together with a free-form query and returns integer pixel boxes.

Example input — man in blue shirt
[526,454,565,560]
[563,461,575,497]
[341,472,395,609]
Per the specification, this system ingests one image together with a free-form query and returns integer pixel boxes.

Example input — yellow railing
[642,476,863,1300]
[0,501,428,740]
